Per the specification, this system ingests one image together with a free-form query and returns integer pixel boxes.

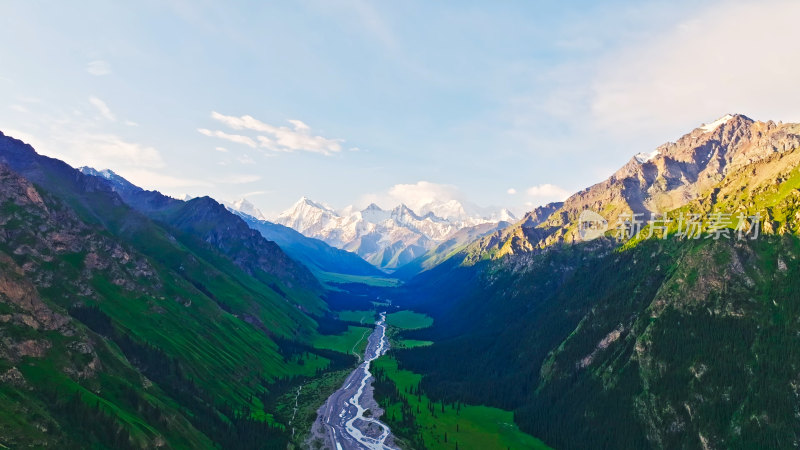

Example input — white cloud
[287,119,310,131]
[525,184,570,203]
[209,111,343,155]
[89,96,116,121]
[385,181,460,211]
[215,146,228,153]
[197,128,257,148]
[590,1,800,135]
[86,60,111,76]
[507,188,517,195]
[57,132,164,169]
[2,99,208,201]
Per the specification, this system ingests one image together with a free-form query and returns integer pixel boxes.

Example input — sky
[2,1,800,217]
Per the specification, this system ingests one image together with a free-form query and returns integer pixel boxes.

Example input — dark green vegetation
[394,236,800,448]
[373,311,549,449]
[383,118,800,448]
[373,356,550,450]
[6,114,800,450]
[386,311,433,330]
[0,133,364,448]
[392,221,515,280]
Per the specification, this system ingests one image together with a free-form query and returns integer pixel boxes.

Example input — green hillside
[0,135,358,447]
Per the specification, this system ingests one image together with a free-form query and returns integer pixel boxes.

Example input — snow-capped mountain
[269,197,516,270]
[225,198,267,221]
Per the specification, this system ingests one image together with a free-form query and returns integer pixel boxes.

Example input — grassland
[393,339,433,349]
[372,356,550,450]
[386,310,433,329]
[313,270,400,287]
[311,326,371,356]
[337,309,377,324]
[375,309,548,449]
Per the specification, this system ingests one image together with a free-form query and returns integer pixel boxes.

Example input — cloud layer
[89,96,116,121]
[590,1,800,135]
[198,112,344,156]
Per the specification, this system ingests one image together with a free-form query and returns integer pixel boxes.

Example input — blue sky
[2,1,800,216]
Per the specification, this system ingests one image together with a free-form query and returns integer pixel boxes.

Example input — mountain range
[4,112,800,449]
[230,207,386,279]
[0,130,359,448]
[387,114,800,448]
[77,169,385,284]
[269,197,516,271]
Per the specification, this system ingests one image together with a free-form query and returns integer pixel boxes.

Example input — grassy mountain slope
[454,115,800,261]
[77,166,324,306]
[0,133,354,447]
[392,221,512,280]
[392,116,800,449]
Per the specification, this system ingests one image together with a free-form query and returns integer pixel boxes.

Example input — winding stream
[313,312,398,450]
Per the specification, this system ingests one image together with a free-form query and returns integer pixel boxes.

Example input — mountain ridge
[449,114,800,262]
[389,113,800,449]
[271,196,517,270]
[0,131,359,448]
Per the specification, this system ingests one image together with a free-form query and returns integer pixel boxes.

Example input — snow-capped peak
[699,114,735,133]
[293,196,335,213]
[79,166,120,181]
[495,208,517,222]
[634,150,660,164]
[229,198,266,221]
[418,199,468,222]
[272,196,517,269]
[274,197,341,235]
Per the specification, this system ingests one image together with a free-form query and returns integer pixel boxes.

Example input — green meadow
[372,356,550,450]
[313,271,400,287]
[311,326,371,356]
[337,309,377,324]
[386,310,434,329]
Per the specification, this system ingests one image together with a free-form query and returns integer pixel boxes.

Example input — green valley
[5,105,800,450]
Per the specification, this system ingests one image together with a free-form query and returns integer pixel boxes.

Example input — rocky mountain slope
[78,167,322,298]
[459,114,800,259]
[391,220,513,280]
[392,115,800,449]
[0,131,348,448]
[272,197,515,270]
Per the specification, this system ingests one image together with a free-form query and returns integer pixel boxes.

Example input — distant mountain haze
[267,196,516,270]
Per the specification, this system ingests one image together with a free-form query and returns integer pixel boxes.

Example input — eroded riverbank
[308,312,398,450]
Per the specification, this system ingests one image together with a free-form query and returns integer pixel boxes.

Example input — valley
[311,312,395,450]
[7,2,800,448]
[4,112,800,449]
[305,294,548,450]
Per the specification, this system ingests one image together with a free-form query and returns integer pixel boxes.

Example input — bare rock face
[471,115,800,258]
[10,339,51,358]
[0,367,27,387]
[0,165,125,380]
[0,253,70,332]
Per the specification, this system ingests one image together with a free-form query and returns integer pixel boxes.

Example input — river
[309,312,399,450]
